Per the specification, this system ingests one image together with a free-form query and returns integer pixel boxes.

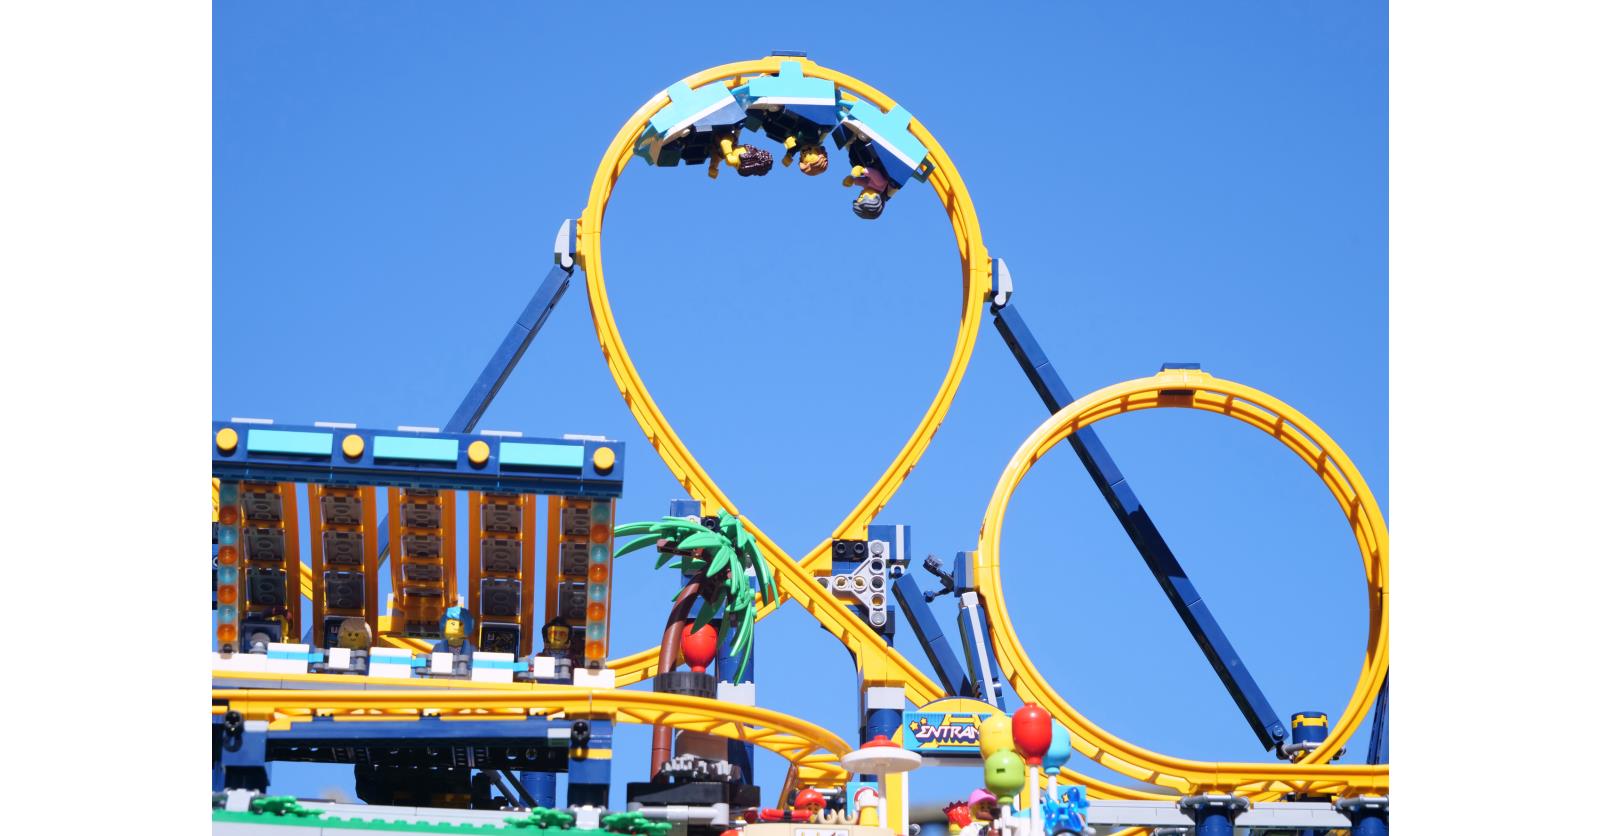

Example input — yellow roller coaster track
[212,685,850,790]
[978,367,1388,799]
[577,58,1388,804]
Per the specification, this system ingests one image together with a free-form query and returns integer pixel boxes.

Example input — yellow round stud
[215,427,239,454]
[341,434,365,459]
[593,446,616,473]
[468,440,491,467]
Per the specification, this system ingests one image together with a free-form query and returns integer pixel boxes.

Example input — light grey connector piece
[818,539,892,627]
[553,219,577,270]
[990,257,1013,308]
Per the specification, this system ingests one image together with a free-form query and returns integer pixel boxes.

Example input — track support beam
[988,258,1288,752]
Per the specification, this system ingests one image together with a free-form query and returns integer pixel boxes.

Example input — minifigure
[853,786,882,827]
[843,163,892,219]
[968,788,1000,829]
[707,135,773,180]
[754,788,827,823]
[336,616,371,674]
[537,616,575,682]
[432,605,476,675]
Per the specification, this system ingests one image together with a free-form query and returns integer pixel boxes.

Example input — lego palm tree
[614,509,776,776]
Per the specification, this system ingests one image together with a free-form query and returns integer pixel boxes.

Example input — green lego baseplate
[212,805,612,835]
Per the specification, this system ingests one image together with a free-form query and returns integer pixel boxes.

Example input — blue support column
[1336,796,1389,836]
[519,771,557,808]
[1366,674,1389,764]
[991,294,1287,753]
[1178,794,1249,836]
[215,714,271,792]
[566,719,613,808]
[891,572,972,697]
[716,623,757,784]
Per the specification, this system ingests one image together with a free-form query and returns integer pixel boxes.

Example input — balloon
[1011,703,1052,766]
[1042,719,1072,776]
[978,714,1014,760]
[983,749,1026,806]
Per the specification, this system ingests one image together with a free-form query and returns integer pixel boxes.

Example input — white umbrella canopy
[841,734,923,775]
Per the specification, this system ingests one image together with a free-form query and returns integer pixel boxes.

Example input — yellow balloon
[978,714,1015,760]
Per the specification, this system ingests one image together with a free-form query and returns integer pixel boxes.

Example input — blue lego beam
[375,244,577,565]
[1366,673,1388,764]
[990,294,1288,752]
[444,262,574,435]
[892,572,973,698]
[213,421,623,498]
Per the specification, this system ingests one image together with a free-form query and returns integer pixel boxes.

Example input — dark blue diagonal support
[892,572,973,698]
[443,262,574,435]
[376,222,579,565]
[1366,673,1388,764]
[990,289,1288,752]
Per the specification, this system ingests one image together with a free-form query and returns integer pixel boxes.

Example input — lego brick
[326,647,352,670]
[245,428,332,457]
[211,652,269,673]
[716,681,757,706]
[532,655,557,678]
[478,622,519,654]
[481,501,521,532]
[242,527,285,562]
[572,667,615,689]
[399,501,441,529]
[470,651,518,683]
[480,537,521,573]
[264,642,318,675]
[866,685,905,710]
[500,441,584,470]
[430,652,455,675]
[479,578,522,616]
[320,492,364,525]
[323,571,365,609]
[372,435,459,463]
[322,530,364,565]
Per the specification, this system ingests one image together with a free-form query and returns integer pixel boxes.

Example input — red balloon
[681,622,719,673]
[1011,703,1052,765]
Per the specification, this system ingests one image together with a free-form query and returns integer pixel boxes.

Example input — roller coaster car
[635,80,750,168]
[731,60,843,171]
[831,100,933,191]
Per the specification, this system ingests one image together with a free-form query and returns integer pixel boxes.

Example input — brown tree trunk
[649,572,705,779]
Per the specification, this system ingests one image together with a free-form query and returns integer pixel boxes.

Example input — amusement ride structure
[212,55,1389,836]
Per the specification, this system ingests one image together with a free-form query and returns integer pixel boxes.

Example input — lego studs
[467,440,491,467]
[341,433,365,459]
[215,427,239,454]
[593,446,616,474]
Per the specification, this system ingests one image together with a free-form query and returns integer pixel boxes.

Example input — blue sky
[214,1,1387,809]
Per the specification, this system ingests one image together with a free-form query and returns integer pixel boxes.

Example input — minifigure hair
[797,145,829,175]
[852,191,885,219]
[736,145,774,176]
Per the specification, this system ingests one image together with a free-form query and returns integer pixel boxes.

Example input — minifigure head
[439,605,474,645]
[793,788,826,816]
[852,190,885,220]
[968,789,998,821]
[797,145,829,175]
[736,145,773,176]
[543,617,572,652]
[336,617,372,650]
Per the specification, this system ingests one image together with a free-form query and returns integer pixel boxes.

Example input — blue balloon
[1042,719,1072,775]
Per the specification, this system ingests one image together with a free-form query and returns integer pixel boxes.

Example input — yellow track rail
[578,59,1388,803]
[212,685,849,788]
[976,368,1388,798]
[581,57,980,705]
